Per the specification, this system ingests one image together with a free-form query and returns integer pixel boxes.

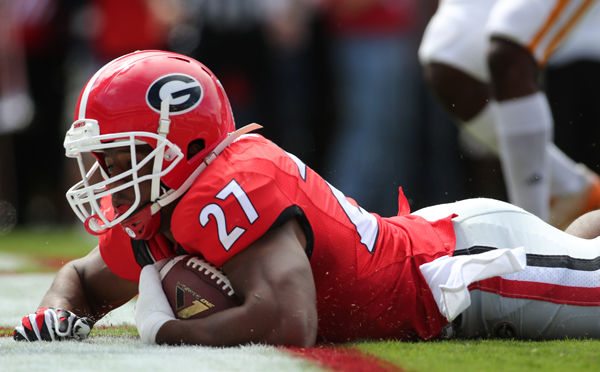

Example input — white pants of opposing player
[414,198,600,339]
[419,0,600,81]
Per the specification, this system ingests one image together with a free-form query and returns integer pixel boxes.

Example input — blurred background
[0,0,598,235]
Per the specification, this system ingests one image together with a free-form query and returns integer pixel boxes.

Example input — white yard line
[0,273,325,372]
[0,252,27,271]
[0,273,135,327]
[0,338,322,372]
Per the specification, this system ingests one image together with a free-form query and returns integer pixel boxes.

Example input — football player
[419,0,600,228]
[14,51,600,345]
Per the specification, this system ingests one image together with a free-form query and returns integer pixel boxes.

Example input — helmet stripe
[78,52,139,120]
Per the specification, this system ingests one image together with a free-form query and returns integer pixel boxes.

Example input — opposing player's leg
[565,209,600,239]
[486,0,600,223]
[419,0,600,226]
[422,62,498,152]
[546,1,600,228]
[414,198,600,339]
[549,158,600,230]
[487,37,551,220]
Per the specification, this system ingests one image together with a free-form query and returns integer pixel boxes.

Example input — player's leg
[419,0,499,152]
[487,36,551,220]
[419,0,599,227]
[486,0,599,222]
[415,198,600,339]
[546,2,600,228]
[565,209,600,239]
[418,197,600,339]
[422,62,498,152]
[461,289,600,339]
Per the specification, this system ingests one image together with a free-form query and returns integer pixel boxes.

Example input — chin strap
[120,122,261,240]
[152,122,262,213]
[119,203,161,239]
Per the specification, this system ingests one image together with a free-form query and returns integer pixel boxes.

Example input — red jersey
[99,134,456,341]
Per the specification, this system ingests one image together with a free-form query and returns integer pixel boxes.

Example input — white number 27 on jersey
[199,179,259,251]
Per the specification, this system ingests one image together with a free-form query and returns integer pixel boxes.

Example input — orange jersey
[100,134,456,341]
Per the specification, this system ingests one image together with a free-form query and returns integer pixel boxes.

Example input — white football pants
[413,198,600,339]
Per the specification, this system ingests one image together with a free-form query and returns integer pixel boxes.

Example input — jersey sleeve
[99,225,142,283]
[171,165,300,267]
[97,196,141,283]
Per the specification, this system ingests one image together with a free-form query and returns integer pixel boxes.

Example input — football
[157,255,241,320]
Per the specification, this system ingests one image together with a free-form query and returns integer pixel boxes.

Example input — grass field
[2,227,600,372]
[0,227,97,271]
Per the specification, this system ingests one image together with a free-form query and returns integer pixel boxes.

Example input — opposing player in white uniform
[419,0,600,228]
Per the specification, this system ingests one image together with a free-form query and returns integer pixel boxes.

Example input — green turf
[354,338,600,372]
[0,327,14,337]
[0,326,139,339]
[91,326,139,338]
[0,226,95,258]
[0,227,97,272]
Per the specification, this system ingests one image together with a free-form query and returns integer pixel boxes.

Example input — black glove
[13,307,93,341]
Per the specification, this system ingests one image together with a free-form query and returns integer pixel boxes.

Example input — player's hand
[135,264,175,344]
[13,307,93,342]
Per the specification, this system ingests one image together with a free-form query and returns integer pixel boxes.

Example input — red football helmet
[63,50,256,239]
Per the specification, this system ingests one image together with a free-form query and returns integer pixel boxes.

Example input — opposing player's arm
[39,246,138,321]
[155,217,318,347]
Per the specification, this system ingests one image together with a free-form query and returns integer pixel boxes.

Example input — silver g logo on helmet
[146,73,203,115]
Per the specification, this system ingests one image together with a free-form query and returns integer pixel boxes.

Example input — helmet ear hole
[187,139,206,160]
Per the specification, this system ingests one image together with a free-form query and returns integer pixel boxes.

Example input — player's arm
[40,245,138,319]
[14,246,138,341]
[149,218,318,347]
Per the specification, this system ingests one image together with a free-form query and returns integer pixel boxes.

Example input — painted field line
[0,273,136,328]
[1,273,403,372]
[0,337,324,372]
[286,346,404,372]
